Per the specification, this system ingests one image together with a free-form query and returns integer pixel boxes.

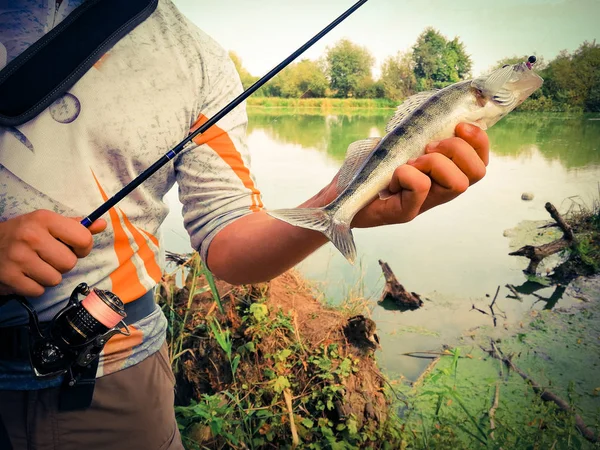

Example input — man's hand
[335,123,489,228]
[0,210,106,297]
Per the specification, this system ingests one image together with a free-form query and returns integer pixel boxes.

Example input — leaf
[525,274,552,286]
[301,418,314,429]
[200,264,223,313]
[277,348,292,362]
[250,303,269,322]
[231,355,240,376]
[347,418,358,436]
[273,375,290,394]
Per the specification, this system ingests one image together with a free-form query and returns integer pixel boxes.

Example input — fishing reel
[15,283,130,379]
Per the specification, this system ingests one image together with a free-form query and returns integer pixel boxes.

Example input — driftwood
[483,339,598,444]
[378,260,423,310]
[509,202,576,274]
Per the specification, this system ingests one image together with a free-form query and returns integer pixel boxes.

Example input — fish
[267,57,543,264]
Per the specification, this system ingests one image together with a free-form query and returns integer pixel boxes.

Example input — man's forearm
[206,186,334,285]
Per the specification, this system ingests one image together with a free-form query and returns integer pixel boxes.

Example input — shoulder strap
[0,0,158,127]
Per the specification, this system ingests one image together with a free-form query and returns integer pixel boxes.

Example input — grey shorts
[0,343,184,450]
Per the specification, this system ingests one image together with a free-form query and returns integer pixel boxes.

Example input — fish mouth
[509,61,544,104]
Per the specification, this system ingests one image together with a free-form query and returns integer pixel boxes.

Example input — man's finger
[23,258,63,288]
[454,123,490,166]
[46,217,94,258]
[36,238,79,274]
[76,218,107,235]
[408,153,470,194]
[424,137,486,185]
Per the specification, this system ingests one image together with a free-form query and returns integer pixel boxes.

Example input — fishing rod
[81,0,369,227]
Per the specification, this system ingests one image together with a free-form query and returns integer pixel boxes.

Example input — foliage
[491,41,600,112]
[170,295,404,449]
[380,51,417,101]
[229,51,259,90]
[157,258,402,449]
[412,27,472,90]
[325,39,375,98]
[540,41,600,112]
[259,59,329,98]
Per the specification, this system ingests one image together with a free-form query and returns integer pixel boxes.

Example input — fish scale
[268,59,543,263]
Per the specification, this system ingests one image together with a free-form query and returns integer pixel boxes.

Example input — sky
[173,0,599,78]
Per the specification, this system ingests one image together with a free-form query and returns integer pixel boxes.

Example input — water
[161,110,600,380]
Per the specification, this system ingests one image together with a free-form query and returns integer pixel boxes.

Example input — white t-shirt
[0,0,263,388]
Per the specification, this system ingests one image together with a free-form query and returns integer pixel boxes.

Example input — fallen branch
[471,286,506,327]
[509,202,577,275]
[483,340,597,443]
[378,260,423,310]
[505,284,523,301]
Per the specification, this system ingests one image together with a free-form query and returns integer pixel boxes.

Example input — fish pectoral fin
[336,137,381,194]
[328,220,357,264]
[385,90,439,133]
[472,65,514,98]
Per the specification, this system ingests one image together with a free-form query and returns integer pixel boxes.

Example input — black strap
[0,289,156,361]
[59,357,100,411]
[0,0,158,126]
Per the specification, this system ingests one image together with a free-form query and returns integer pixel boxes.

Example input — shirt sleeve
[174,35,263,266]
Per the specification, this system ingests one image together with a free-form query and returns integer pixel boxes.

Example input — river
[161,110,600,380]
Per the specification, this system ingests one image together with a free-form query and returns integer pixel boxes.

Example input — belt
[0,289,156,361]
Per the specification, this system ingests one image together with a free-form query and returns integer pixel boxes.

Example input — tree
[259,59,328,98]
[412,28,472,90]
[540,41,600,112]
[325,39,375,98]
[489,55,547,73]
[290,59,329,98]
[228,51,258,90]
[380,51,417,101]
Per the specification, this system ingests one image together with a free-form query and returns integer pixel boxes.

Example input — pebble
[521,192,535,201]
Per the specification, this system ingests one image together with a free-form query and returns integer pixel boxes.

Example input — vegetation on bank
[232,27,600,112]
[245,97,396,110]
[158,259,400,449]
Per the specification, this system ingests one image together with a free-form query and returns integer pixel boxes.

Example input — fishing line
[81,0,369,227]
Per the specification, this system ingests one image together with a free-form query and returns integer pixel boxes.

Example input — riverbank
[246,97,396,110]
[158,257,402,449]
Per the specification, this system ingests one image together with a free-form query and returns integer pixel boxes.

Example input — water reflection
[248,110,390,161]
[488,113,600,168]
[249,110,600,169]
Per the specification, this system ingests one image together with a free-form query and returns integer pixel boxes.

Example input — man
[0,1,488,449]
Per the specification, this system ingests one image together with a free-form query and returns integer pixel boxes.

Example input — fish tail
[267,207,357,264]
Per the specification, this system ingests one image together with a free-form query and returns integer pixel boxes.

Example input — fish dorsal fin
[385,90,439,133]
[471,65,514,98]
[336,137,381,194]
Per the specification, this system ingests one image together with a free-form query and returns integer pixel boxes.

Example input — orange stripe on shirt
[119,207,162,284]
[140,228,159,247]
[91,171,147,303]
[191,114,263,212]
[102,325,144,375]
